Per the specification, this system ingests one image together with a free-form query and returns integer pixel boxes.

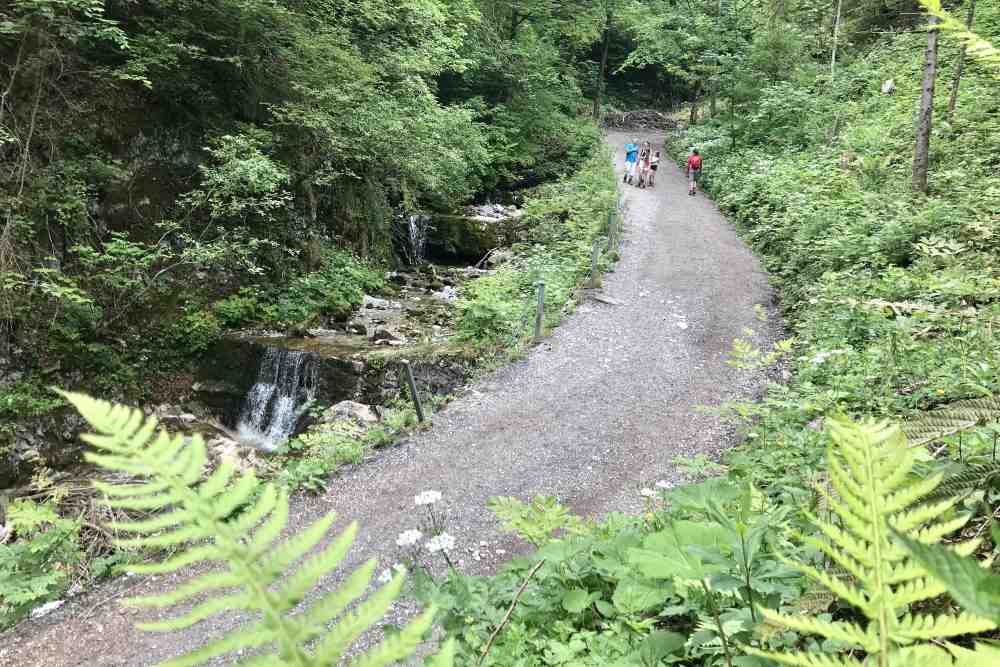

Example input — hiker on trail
[624,139,639,184]
[686,148,702,196]
[637,141,651,188]
[648,150,660,187]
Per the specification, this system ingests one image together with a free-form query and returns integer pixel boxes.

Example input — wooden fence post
[589,239,602,288]
[401,361,425,422]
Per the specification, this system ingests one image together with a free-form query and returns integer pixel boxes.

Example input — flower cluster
[396,529,423,547]
[414,490,442,506]
[426,532,455,554]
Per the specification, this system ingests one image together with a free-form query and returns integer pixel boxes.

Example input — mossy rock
[425,215,506,265]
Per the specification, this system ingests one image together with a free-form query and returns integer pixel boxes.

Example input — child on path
[624,139,639,184]
[637,141,651,188]
[686,148,702,196]
[649,150,660,187]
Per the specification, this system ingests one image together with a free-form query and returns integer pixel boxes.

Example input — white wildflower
[414,490,442,506]
[377,569,393,584]
[396,529,423,547]
[655,480,671,489]
[426,532,456,554]
[639,488,657,498]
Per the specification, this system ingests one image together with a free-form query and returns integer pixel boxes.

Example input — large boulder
[322,400,379,427]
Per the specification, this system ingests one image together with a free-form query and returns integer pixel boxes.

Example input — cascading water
[236,347,318,450]
[407,214,430,264]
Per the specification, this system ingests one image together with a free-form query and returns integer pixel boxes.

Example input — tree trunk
[946,0,976,121]
[592,8,612,120]
[710,82,717,118]
[912,16,940,194]
[830,0,843,81]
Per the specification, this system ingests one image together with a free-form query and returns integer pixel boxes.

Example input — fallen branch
[477,558,545,666]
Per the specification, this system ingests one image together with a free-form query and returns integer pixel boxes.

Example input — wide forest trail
[1,131,779,666]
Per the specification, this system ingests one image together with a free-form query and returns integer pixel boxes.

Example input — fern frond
[745,647,863,667]
[62,391,448,667]
[758,608,877,650]
[896,612,997,641]
[903,396,1000,447]
[923,462,1000,503]
[761,416,997,666]
[895,530,1000,622]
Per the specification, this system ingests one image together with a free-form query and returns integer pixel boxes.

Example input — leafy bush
[0,499,82,629]
[275,404,419,494]
[211,289,265,328]
[171,310,222,356]
[0,382,64,419]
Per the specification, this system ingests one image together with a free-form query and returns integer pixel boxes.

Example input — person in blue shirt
[623,139,639,184]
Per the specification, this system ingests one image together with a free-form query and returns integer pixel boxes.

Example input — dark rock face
[195,337,365,430]
[0,408,87,488]
[360,358,469,405]
[394,213,522,267]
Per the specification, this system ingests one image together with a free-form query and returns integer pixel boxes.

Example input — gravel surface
[0,131,779,666]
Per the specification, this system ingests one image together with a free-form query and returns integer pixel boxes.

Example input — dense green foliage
[0,0,653,420]
[6,0,1000,662]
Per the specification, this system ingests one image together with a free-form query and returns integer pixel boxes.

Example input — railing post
[534,281,545,339]
[589,238,601,288]
[401,360,425,423]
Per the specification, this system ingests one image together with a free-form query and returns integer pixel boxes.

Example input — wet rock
[434,286,459,302]
[322,400,379,427]
[208,436,258,472]
[371,326,403,344]
[363,295,402,310]
[0,408,88,488]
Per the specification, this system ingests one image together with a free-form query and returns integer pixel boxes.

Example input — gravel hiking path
[1,131,779,666]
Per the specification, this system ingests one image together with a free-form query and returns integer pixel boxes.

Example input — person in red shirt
[686,149,702,196]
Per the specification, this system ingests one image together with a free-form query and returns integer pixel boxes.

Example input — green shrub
[0,382,64,419]
[0,499,82,629]
[172,310,222,355]
[211,289,264,327]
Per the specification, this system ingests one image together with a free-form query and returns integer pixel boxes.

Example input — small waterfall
[236,347,318,450]
[407,214,430,264]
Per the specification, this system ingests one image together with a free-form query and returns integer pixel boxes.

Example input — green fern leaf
[903,396,1000,447]
[923,462,1000,503]
[62,391,449,667]
[895,530,1000,622]
[747,416,997,667]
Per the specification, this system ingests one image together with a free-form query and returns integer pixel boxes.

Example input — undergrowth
[456,146,620,358]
